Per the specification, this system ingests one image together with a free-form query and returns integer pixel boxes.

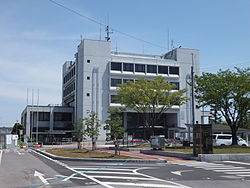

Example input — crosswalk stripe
[237,174,250,177]
[88,175,156,180]
[104,182,187,187]
[85,171,136,175]
[224,161,250,166]
[72,167,134,171]
[225,171,250,174]
[201,167,245,170]
[215,169,250,172]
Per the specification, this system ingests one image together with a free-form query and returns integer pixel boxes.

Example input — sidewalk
[98,148,190,162]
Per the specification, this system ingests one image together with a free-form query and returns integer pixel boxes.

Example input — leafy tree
[104,107,125,155]
[83,111,101,151]
[74,120,86,149]
[195,67,250,145]
[11,123,25,139]
[116,76,188,137]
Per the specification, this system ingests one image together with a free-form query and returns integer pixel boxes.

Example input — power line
[201,61,250,71]
[48,0,167,50]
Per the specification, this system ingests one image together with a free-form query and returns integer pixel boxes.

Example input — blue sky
[0,0,250,127]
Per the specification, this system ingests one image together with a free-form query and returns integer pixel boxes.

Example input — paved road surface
[1,148,250,188]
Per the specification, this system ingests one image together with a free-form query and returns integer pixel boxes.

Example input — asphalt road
[1,148,250,188]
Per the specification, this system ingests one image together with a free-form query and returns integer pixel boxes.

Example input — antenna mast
[105,14,113,41]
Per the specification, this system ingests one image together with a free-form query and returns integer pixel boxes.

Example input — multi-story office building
[21,105,74,143]
[62,39,201,141]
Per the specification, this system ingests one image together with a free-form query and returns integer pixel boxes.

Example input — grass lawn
[45,148,138,159]
[164,146,250,154]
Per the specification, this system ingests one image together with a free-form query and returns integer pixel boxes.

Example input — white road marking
[0,150,3,166]
[32,150,115,188]
[104,182,184,187]
[171,170,193,176]
[237,174,250,177]
[202,167,245,170]
[225,171,250,174]
[34,171,49,185]
[85,171,136,175]
[72,167,134,171]
[215,169,250,172]
[88,175,155,180]
[224,161,250,166]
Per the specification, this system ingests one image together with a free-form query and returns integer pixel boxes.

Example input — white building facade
[62,39,201,141]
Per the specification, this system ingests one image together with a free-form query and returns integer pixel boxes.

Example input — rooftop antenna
[168,29,170,51]
[171,39,174,50]
[105,14,113,41]
[99,23,102,40]
[80,35,83,42]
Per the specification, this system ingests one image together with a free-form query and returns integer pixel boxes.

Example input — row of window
[110,78,180,90]
[63,82,75,97]
[31,112,72,121]
[63,67,76,84]
[110,95,180,105]
[111,62,179,75]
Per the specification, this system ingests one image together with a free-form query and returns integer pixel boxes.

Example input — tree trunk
[92,137,96,151]
[231,126,238,146]
[114,140,118,155]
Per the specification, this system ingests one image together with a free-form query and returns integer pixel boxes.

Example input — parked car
[213,134,248,146]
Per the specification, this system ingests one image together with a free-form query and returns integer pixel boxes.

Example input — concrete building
[21,105,74,143]
[62,39,201,141]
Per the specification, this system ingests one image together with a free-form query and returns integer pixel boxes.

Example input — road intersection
[0,148,250,188]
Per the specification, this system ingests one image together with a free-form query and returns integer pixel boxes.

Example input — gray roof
[212,124,250,133]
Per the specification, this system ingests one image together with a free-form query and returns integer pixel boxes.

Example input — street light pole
[191,53,195,128]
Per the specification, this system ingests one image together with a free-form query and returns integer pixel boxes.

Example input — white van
[213,134,248,146]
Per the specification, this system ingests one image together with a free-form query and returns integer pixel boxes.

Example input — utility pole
[191,53,195,128]
[36,89,39,143]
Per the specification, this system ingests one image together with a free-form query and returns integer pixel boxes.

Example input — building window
[111,78,122,87]
[158,66,168,74]
[87,76,90,80]
[54,112,72,121]
[123,79,134,84]
[111,62,122,71]
[87,93,90,97]
[111,95,119,103]
[123,63,134,72]
[87,59,90,63]
[169,66,179,75]
[147,65,157,73]
[38,112,50,121]
[170,82,180,90]
[135,64,145,73]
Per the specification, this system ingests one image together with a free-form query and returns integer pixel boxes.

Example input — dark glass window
[158,66,168,74]
[39,112,50,121]
[54,112,72,121]
[111,78,122,87]
[170,82,180,90]
[169,66,179,75]
[111,95,119,103]
[87,93,90,96]
[123,79,134,84]
[147,65,157,73]
[87,59,90,63]
[123,63,134,72]
[111,62,122,71]
[135,64,145,73]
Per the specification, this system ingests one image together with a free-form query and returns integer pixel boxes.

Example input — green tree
[74,120,86,149]
[104,107,125,155]
[83,111,101,151]
[195,67,250,145]
[116,76,188,137]
[11,123,25,140]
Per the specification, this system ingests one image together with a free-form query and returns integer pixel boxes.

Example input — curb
[198,154,250,161]
[140,150,196,160]
[34,149,166,163]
